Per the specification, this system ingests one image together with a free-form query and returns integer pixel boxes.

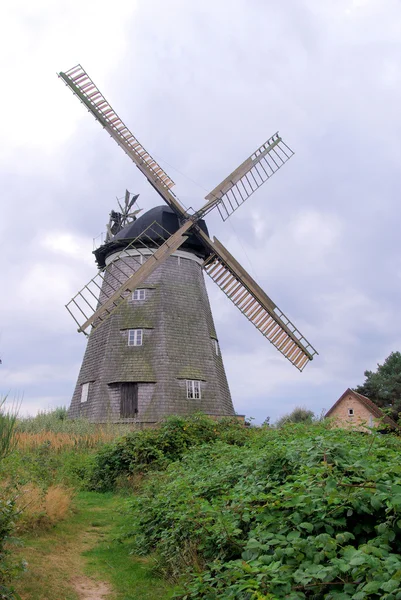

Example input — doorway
[120,382,138,417]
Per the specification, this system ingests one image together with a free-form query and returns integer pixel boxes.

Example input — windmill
[59,65,318,423]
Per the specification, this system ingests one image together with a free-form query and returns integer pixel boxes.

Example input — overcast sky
[1,0,400,423]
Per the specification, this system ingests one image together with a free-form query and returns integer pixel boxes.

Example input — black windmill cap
[94,205,210,268]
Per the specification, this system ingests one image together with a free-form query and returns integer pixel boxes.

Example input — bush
[275,406,315,428]
[0,398,17,462]
[88,414,250,491]
[0,398,20,599]
[125,423,401,599]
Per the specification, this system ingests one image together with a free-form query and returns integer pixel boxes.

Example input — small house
[325,388,398,431]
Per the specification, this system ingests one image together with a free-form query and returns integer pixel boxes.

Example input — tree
[275,406,315,428]
[355,351,401,421]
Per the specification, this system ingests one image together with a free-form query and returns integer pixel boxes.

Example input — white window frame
[186,380,201,399]
[132,289,146,301]
[213,339,219,356]
[81,382,90,403]
[128,329,143,346]
[348,408,354,416]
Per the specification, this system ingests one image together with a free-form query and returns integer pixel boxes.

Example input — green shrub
[0,398,21,599]
[88,414,249,491]
[275,406,315,428]
[0,398,17,462]
[125,423,401,599]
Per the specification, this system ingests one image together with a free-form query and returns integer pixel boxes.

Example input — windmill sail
[203,133,294,221]
[66,219,193,334]
[59,65,187,217]
[203,237,317,371]
[59,64,317,373]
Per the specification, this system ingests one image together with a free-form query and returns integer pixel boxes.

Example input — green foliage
[2,443,96,490]
[0,397,18,462]
[275,406,315,428]
[355,351,401,421]
[88,414,249,491]
[125,423,401,599]
[0,398,21,599]
[0,490,22,600]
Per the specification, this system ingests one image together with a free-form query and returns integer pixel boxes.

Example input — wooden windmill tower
[59,65,318,424]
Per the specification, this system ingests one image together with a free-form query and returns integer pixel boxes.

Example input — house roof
[325,388,399,429]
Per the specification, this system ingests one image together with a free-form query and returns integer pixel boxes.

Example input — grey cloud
[1,0,401,422]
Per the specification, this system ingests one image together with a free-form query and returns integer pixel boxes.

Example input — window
[213,339,219,356]
[348,408,354,416]
[128,329,143,346]
[132,289,146,301]
[187,380,201,399]
[81,382,90,403]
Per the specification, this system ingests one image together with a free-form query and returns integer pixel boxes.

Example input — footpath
[14,492,174,600]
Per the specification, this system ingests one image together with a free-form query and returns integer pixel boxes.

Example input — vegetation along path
[14,492,175,600]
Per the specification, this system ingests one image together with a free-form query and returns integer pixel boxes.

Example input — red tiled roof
[325,388,399,429]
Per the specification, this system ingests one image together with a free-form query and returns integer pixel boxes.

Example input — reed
[15,430,117,451]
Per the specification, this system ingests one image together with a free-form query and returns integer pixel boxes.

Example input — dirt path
[14,494,116,600]
[71,576,112,600]
[14,492,173,600]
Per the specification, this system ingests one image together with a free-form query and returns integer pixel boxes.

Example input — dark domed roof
[94,205,209,268]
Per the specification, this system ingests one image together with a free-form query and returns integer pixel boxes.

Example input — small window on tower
[348,408,354,416]
[132,289,146,301]
[187,380,201,399]
[81,382,90,403]
[128,329,143,346]
[213,339,219,356]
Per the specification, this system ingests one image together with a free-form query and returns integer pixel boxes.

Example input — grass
[14,484,74,532]
[15,430,118,451]
[14,491,175,600]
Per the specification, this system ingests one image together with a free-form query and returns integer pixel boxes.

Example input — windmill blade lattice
[203,237,317,371]
[59,63,317,372]
[203,133,294,221]
[59,65,186,217]
[66,219,192,334]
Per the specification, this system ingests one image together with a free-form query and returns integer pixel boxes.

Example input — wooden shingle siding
[68,251,234,423]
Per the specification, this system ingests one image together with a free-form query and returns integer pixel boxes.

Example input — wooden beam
[77,219,193,332]
[199,230,314,360]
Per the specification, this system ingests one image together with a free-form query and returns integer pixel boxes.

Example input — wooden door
[120,383,138,417]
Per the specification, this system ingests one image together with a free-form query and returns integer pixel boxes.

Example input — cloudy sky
[1,0,400,423]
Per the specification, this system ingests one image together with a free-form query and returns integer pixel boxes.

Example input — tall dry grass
[15,483,74,531]
[15,407,131,451]
[15,430,117,452]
